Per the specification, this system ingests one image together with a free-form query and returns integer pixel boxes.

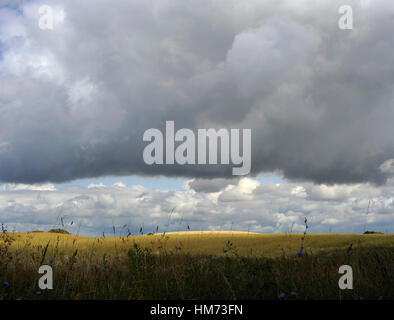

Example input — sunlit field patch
[8,231,394,257]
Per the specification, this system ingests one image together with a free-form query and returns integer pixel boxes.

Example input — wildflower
[36,291,42,296]
[297,250,303,257]
[291,291,298,296]
[3,281,9,287]
[278,292,285,299]
[49,258,54,263]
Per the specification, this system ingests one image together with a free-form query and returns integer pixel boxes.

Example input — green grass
[1,231,393,300]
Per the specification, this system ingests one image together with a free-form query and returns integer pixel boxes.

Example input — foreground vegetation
[0,231,393,300]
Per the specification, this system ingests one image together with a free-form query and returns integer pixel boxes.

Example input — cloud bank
[1,177,393,236]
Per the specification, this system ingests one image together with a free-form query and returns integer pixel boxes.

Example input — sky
[0,0,394,235]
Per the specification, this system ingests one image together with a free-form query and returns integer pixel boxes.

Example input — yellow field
[8,231,394,258]
[2,231,394,299]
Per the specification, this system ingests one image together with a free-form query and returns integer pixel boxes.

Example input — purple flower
[297,250,303,257]
[278,292,285,299]
[3,281,9,287]
[291,291,298,296]
[49,258,54,263]
[36,291,42,295]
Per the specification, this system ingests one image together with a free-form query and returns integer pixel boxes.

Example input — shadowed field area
[1,231,393,300]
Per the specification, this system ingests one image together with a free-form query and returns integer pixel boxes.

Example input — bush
[47,228,70,234]
[363,231,384,234]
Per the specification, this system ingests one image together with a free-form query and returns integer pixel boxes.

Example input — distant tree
[363,231,383,234]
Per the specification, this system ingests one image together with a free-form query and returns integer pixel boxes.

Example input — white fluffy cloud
[0,183,56,191]
[0,178,393,235]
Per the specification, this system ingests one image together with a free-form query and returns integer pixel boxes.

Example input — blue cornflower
[3,281,9,287]
[49,258,54,263]
[291,291,298,296]
[36,291,42,296]
[278,292,285,299]
[297,250,303,257]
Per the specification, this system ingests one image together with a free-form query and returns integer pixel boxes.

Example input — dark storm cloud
[1,0,394,184]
